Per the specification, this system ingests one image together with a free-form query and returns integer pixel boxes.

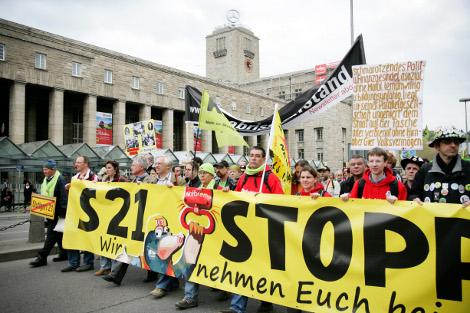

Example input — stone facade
[0,18,352,171]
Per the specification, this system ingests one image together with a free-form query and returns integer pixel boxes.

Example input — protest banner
[63,180,469,312]
[30,193,56,219]
[351,61,425,150]
[96,112,113,145]
[185,36,366,135]
[123,119,159,156]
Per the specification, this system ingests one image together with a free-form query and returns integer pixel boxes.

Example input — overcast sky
[1,0,469,130]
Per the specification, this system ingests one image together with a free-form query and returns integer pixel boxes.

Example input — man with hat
[400,156,425,195]
[409,127,470,206]
[214,160,236,191]
[29,160,68,267]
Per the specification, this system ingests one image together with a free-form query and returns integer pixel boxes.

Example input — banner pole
[259,104,278,193]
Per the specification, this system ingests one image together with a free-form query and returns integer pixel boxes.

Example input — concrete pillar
[139,104,151,121]
[235,145,244,155]
[48,89,64,145]
[183,121,193,152]
[9,81,26,144]
[113,100,126,148]
[29,214,45,243]
[247,136,257,147]
[83,94,97,146]
[162,109,174,150]
[202,130,212,152]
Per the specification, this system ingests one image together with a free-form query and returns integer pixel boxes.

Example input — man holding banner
[409,127,470,206]
[221,145,283,313]
[29,160,68,268]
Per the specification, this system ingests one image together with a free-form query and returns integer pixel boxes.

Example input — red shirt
[297,182,332,197]
[349,167,407,200]
[235,165,284,194]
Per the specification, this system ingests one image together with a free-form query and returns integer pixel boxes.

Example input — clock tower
[206,10,260,84]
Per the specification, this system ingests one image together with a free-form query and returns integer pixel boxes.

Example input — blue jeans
[183,281,199,301]
[155,274,179,291]
[68,250,94,267]
[230,294,248,313]
[99,256,112,270]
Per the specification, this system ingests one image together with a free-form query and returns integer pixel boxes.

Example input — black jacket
[340,176,357,195]
[45,174,68,221]
[408,155,470,204]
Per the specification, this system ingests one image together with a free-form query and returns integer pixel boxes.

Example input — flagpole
[259,104,278,193]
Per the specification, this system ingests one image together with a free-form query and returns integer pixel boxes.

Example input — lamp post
[459,97,470,155]
[350,0,354,46]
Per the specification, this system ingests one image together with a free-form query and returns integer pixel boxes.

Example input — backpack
[241,170,272,193]
[357,177,399,198]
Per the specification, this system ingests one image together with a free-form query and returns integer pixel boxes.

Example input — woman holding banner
[94,160,127,277]
[296,166,331,198]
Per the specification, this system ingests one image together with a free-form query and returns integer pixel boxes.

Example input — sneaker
[150,288,166,299]
[219,310,237,313]
[216,291,230,301]
[257,302,273,313]
[52,255,68,262]
[76,264,94,272]
[61,265,78,272]
[175,298,198,309]
[29,257,47,268]
[94,269,111,276]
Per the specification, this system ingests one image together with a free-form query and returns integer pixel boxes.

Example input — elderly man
[29,160,68,268]
[62,155,98,273]
[409,127,470,206]
[102,155,155,285]
[400,156,424,195]
[152,156,177,186]
[340,155,367,196]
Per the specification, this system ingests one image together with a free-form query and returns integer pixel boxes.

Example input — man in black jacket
[339,155,366,196]
[409,127,470,206]
[29,160,68,267]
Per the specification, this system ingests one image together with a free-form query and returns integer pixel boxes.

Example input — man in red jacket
[341,147,407,203]
[221,146,283,313]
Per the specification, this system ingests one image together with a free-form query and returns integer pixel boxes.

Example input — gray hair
[156,155,172,167]
[133,155,148,169]
[145,153,154,165]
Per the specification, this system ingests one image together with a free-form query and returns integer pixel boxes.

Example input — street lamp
[459,97,470,155]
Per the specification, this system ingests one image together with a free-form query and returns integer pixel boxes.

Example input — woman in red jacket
[297,166,331,198]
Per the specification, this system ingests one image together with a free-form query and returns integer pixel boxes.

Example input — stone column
[48,88,64,145]
[202,130,212,152]
[9,81,26,144]
[113,100,126,148]
[162,108,174,150]
[83,94,97,146]
[247,136,257,147]
[183,121,194,151]
[139,104,151,121]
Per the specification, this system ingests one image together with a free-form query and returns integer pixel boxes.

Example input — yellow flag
[269,110,292,194]
[198,90,248,147]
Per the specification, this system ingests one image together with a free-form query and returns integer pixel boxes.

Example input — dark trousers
[38,222,65,259]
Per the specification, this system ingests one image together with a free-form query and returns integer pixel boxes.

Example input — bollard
[28,214,45,243]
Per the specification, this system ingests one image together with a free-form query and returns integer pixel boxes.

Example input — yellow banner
[270,110,292,194]
[63,180,469,312]
[30,193,56,220]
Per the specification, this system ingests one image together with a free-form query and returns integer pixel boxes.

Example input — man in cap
[29,160,68,267]
[214,160,236,191]
[400,156,425,195]
[409,127,470,206]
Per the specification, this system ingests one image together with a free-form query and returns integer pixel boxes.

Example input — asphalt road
[0,258,288,313]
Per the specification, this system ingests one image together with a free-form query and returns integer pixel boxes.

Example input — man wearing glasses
[409,127,470,207]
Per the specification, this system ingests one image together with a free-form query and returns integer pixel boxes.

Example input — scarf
[244,164,265,176]
[202,179,216,189]
[41,170,61,197]
[436,154,457,175]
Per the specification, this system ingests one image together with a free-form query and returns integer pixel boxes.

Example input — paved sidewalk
[0,212,54,262]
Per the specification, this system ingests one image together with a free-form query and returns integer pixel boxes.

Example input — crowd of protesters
[25,126,469,313]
